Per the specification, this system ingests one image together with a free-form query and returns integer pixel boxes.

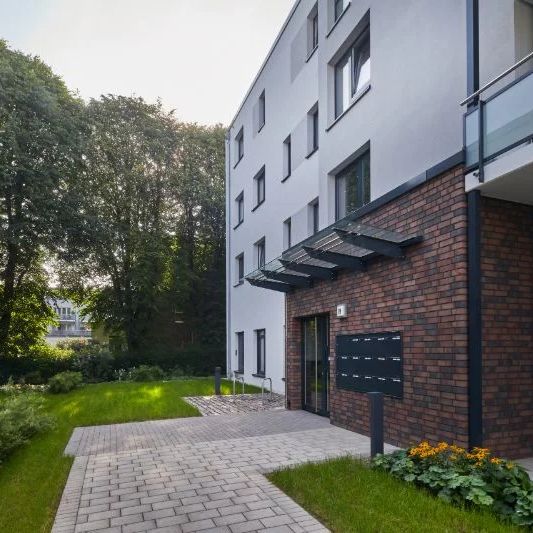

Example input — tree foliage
[0,41,85,357]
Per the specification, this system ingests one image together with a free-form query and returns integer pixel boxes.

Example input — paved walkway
[183,394,285,416]
[54,410,395,533]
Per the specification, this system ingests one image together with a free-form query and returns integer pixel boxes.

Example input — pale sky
[0,0,293,125]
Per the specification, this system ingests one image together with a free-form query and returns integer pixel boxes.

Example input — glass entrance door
[302,315,329,415]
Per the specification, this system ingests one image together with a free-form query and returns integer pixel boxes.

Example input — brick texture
[481,197,533,459]
[286,167,471,449]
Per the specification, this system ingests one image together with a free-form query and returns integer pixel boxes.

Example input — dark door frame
[300,314,330,417]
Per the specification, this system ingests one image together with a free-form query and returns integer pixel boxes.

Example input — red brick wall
[286,167,471,449]
[481,198,533,459]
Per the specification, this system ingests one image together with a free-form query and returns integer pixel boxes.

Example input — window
[256,329,266,376]
[255,238,265,268]
[311,12,319,50]
[307,4,319,56]
[283,218,292,249]
[235,127,244,162]
[235,192,244,226]
[254,167,265,207]
[335,150,370,220]
[308,106,319,154]
[258,91,265,131]
[235,253,244,284]
[283,136,292,179]
[311,200,319,234]
[236,332,244,373]
[334,28,370,118]
[334,0,348,22]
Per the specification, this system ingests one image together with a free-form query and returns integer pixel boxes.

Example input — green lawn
[0,378,258,533]
[269,457,521,533]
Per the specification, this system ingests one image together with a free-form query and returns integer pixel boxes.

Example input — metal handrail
[261,377,273,402]
[460,51,533,106]
[233,373,245,395]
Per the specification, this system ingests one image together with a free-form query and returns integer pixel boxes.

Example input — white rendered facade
[225,0,533,393]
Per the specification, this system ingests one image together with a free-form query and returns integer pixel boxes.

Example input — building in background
[46,299,91,344]
[226,0,533,457]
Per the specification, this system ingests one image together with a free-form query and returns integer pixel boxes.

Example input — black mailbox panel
[335,332,403,398]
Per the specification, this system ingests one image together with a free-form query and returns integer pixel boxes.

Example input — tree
[0,41,85,356]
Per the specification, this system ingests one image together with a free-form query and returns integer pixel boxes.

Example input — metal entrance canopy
[245,217,422,293]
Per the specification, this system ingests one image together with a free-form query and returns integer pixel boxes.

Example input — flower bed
[372,441,533,527]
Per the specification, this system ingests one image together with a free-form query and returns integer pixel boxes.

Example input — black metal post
[467,191,483,448]
[214,366,221,395]
[478,99,485,182]
[368,392,384,457]
[466,0,480,109]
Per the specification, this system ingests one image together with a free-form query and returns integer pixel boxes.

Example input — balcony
[47,330,91,338]
[463,53,533,205]
[56,314,77,322]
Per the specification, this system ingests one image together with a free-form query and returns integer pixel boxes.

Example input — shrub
[0,391,54,464]
[127,365,165,382]
[372,441,533,527]
[72,344,114,382]
[47,371,83,394]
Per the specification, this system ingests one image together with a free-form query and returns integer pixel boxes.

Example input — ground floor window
[335,149,370,219]
[236,331,244,373]
[256,329,266,376]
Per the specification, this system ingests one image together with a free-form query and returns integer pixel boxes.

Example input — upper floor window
[334,0,348,22]
[335,150,370,220]
[283,136,292,179]
[307,105,319,154]
[255,238,266,269]
[253,167,265,208]
[334,27,370,118]
[235,192,244,226]
[307,4,319,57]
[235,127,244,162]
[235,253,244,283]
[258,91,265,131]
[311,200,319,234]
[283,217,292,250]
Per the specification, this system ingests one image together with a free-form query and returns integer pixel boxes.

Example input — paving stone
[53,409,399,533]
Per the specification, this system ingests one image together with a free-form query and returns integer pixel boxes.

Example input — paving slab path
[54,409,396,533]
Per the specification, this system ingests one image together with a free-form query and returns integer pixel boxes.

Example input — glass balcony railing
[465,69,533,168]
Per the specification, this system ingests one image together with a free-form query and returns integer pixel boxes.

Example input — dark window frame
[334,26,370,118]
[258,91,266,131]
[235,127,244,163]
[256,329,266,376]
[284,217,292,249]
[254,168,265,208]
[235,191,244,227]
[236,332,244,373]
[255,238,266,269]
[236,253,244,284]
[311,12,319,49]
[312,109,319,151]
[335,150,370,220]
[283,136,292,179]
[312,200,319,234]
[334,0,346,22]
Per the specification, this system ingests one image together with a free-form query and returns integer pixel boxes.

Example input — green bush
[48,371,83,394]
[0,391,54,464]
[72,343,115,382]
[127,365,165,382]
[372,441,533,527]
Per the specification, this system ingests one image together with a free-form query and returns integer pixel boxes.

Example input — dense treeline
[0,41,226,376]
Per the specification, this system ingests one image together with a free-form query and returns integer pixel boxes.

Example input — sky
[0,0,293,125]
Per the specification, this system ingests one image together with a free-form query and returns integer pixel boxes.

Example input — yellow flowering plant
[372,440,533,526]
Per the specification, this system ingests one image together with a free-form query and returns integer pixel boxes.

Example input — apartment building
[46,298,91,344]
[225,0,533,458]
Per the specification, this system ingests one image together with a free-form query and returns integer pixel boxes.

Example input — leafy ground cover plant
[127,365,165,382]
[47,371,83,393]
[0,390,54,465]
[372,441,533,527]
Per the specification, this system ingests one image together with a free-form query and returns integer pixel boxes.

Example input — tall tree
[72,95,176,355]
[0,41,85,356]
